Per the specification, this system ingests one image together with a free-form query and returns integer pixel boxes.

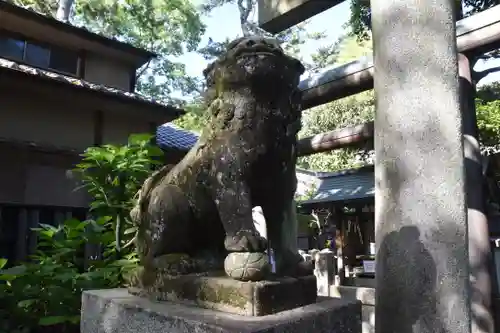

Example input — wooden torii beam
[172,121,374,156]
[257,0,345,34]
[296,121,374,156]
[297,4,500,110]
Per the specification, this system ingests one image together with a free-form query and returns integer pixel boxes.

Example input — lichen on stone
[198,281,248,309]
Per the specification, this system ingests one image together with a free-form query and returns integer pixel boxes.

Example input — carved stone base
[128,269,317,316]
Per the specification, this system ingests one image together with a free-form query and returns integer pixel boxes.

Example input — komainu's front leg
[263,197,313,277]
[212,170,270,281]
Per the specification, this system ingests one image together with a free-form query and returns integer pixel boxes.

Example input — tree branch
[473,66,500,83]
[237,0,253,36]
[478,49,500,61]
[136,59,152,80]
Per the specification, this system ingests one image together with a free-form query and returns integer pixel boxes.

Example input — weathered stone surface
[309,249,319,257]
[224,252,271,281]
[128,271,317,316]
[329,286,375,333]
[314,250,334,297]
[371,0,471,332]
[129,36,311,283]
[81,289,361,333]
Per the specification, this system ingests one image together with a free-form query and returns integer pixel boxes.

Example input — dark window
[0,32,80,76]
[0,36,25,60]
[129,68,137,91]
[25,42,50,68]
[0,206,19,265]
[49,47,78,74]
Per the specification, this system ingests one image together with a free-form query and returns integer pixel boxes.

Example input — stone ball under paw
[224,252,270,281]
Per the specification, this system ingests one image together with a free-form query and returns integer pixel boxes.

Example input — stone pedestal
[81,289,361,333]
[128,272,317,316]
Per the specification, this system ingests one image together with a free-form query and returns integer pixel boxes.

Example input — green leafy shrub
[76,133,164,254]
[0,217,138,333]
[0,133,162,333]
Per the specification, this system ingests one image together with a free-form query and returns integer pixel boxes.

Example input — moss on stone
[124,266,144,286]
[128,273,318,317]
[197,281,248,309]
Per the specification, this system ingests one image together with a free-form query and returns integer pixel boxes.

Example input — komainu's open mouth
[202,36,304,80]
[233,46,282,60]
[235,51,278,59]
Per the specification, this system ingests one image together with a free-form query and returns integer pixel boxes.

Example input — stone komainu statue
[130,36,312,281]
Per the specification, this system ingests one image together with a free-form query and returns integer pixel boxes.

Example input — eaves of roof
[0,57,184,118]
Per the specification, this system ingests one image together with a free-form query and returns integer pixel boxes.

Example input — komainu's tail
[130,164,176,226]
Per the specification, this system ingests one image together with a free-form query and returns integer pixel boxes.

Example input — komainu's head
[203,36,305,96]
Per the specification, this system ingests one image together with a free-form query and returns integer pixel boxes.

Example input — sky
[177,1,351,79]
[174,1,499,98]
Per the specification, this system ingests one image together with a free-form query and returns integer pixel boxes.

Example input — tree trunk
[56,0,74,22]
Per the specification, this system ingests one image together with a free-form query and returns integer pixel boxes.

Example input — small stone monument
[315,249,335,297]
[309,248,320,258]
[81,36,361,333]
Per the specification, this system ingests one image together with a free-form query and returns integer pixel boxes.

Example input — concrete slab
[81,289,361,333]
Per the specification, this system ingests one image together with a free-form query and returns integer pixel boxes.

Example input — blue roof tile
[156,123,199,150]
[300,168,375,205]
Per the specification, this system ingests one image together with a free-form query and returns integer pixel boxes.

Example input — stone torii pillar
[370,0,471,332]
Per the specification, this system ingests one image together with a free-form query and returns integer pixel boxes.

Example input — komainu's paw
[277,251,314,277]
[224,252,271,281]
[294,260,314,276]
[224,230,268,252]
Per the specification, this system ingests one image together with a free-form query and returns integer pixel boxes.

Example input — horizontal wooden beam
[172,121,375,156]
[298,4,500,110]
[258,0,344,34]
[299,57,374,110]
[296,121,374,156]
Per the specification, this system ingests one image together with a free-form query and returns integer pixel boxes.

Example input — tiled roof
[300,167,375,205]
[156,123,199,150]
[0,136,80,155]
[299,143,500,206]
[0,58,183,116]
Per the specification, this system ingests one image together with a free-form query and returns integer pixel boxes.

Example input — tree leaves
[75,133,162,253]
[74,0,206,104]
[38,316,68,326]
[348,0,500,42]
[173,102,209,132]
[476,84,500,146]
[0,259,7,270]
[5,0,57,16]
